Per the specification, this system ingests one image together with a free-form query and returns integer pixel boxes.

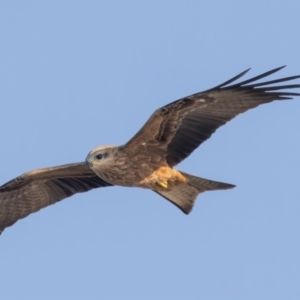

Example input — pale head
[86,145,118,169]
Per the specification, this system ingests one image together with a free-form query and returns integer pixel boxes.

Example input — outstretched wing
[124,66,300,166]
[0,162,112,233]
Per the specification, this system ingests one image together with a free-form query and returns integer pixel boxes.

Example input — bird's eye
[95,154,103,160]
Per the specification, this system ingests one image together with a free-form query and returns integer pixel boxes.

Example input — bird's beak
[86,159,93,168]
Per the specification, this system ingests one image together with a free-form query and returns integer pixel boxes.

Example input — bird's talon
[156,180,168,188]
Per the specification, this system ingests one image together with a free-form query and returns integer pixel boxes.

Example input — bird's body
[86,145,186,190]
[1,66,300,234]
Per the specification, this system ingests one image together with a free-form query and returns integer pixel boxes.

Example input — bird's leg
[156,180,168,189]
[139,166,187,190]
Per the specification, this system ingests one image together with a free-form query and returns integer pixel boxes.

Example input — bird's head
[86,145,118,169]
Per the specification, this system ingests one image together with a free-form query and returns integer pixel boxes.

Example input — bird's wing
[0,162,112,233]
[124,66,300,166]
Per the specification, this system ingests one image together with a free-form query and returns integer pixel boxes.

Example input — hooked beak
[86,158,93,168]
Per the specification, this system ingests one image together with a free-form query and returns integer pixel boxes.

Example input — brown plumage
[1,66,299,234]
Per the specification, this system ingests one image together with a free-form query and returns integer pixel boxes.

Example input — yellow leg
[156,180,168,189]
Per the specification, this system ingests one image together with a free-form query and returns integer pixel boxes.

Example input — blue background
[1,1,300,299]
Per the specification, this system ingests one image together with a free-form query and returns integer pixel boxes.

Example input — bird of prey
[1,66,299,234]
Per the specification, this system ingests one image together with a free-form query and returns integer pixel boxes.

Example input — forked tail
[154,172,235,214]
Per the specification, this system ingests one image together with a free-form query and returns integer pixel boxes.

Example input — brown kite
[1,66,299,234]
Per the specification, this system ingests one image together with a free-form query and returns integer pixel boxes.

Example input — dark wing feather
[124,66,300,166]
[0,162,112,233]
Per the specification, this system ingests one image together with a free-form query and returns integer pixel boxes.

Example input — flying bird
[1,66,299,234]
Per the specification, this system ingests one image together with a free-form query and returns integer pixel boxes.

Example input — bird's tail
[154,172,235,214]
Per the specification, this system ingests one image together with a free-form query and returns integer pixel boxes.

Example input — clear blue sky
[1,1,300,299]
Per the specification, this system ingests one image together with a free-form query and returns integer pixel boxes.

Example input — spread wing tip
[207,65,298,92]
[209,67,252,90]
